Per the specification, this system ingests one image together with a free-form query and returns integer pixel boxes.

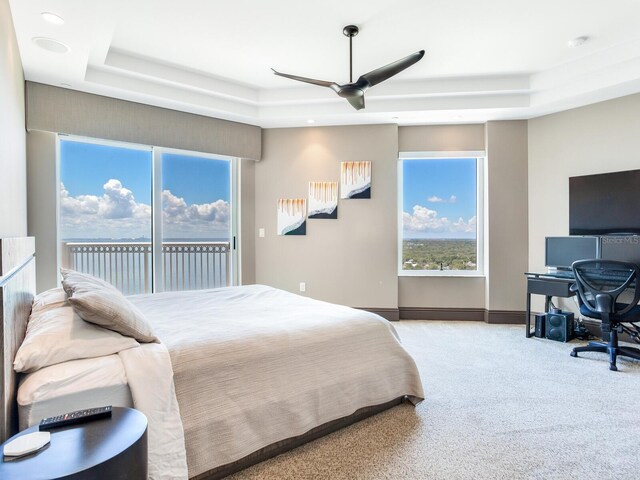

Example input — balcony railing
[62,241,231,295]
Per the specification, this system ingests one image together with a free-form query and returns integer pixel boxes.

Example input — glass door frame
[57,134,154,293]
[152,146,239,292]
[57,134,240,294]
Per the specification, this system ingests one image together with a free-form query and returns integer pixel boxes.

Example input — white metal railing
[62,241,231,295]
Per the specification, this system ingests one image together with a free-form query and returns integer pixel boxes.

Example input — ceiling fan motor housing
[343,25,359,37]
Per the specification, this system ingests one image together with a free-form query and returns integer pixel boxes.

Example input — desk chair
[570,259,640,371]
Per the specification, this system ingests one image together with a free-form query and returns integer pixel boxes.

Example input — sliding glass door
[59,136,237,294]
[159,151,233,291]
[59,138,153,294]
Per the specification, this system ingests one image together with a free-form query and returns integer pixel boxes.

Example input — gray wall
[239,159,256,285]
[398,124,487,309]
[485,121,529,316]
[255,125,399,309]
[399,124,486,153]
[528,93,640,312]
[255,122,529,317]
[26,131,58,292]
[0,0,27,238]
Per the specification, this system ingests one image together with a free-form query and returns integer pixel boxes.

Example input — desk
[0,407,147,479]
[525,272,576,338]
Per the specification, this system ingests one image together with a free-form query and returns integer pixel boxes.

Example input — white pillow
[14,288,139,373]
[31,287,67,311]
[60,268,117,296]
[61,269,159,343]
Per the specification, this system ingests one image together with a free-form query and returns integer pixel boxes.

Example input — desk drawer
[528,278,574,297]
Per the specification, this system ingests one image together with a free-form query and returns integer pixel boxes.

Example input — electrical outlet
[259,228,265,237]
[299,282,306,292]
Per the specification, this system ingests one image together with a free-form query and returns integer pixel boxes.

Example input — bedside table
[0,407,147,479]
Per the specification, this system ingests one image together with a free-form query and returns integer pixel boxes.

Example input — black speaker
[534,313,546,338]
[546,311,574,342]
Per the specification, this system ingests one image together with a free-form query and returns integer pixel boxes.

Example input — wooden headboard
[0,237,36,442]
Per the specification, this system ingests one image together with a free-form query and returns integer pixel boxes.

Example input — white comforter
[118,343,188,480]
[129,285,424,478]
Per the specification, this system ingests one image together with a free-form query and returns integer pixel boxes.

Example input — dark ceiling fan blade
[271,26,425,111]
[356,50,425,89]
[346,94,365,111]
[271,68,337,89]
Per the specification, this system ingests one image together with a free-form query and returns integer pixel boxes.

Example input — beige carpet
[228,321,640,479]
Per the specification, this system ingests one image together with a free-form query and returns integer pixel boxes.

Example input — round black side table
[0,407,147,479]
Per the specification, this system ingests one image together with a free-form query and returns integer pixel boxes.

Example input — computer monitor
[545,236,600,269]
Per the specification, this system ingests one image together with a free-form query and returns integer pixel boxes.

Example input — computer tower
[534,313,546,338]
[546,311,574,342]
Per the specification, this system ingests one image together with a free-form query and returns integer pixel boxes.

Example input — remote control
[39,406,112,431]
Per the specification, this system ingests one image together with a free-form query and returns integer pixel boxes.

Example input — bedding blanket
[129,284,424,478]
[118,343,188,480]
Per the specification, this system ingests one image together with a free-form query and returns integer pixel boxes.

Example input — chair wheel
[570,351,578,357]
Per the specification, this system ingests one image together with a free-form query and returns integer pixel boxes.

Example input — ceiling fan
[272,25,425,111]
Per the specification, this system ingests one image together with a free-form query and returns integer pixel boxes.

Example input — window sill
[398,271,485,278]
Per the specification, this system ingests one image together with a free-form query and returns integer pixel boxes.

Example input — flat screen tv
[569,169,640,235]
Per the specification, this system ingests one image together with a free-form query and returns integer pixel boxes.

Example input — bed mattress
[17,354,133,430]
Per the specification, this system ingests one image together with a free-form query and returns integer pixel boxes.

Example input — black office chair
[570,259,640,371]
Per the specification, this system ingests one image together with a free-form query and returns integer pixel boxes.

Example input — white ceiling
[8,0,640,128]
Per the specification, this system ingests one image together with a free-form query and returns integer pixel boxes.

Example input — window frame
[153,146,239,290]
[398,151,485,277]
[56,134,240,291]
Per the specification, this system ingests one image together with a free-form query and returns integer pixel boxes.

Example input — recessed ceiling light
[41,12,65,25]
[32,37,70,53]
[568,36,589,48]
[307,119,315,124]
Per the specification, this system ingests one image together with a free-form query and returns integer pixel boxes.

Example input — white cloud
[403,204,476,234]
[427,195,457,204]
[452,215,476,233]
[60,180,152,239]
[99,179,149,219]
[161,190,229,236]
[60,180,229,239]
[60,183,100,215]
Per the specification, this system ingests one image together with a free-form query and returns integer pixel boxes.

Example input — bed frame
[195,396,403,479]
[0,237,36,443]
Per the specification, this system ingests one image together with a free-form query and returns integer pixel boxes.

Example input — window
[398,152,484,276]
[59,136,237,294]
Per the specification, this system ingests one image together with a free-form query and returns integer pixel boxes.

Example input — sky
[60,140,230,240]
[402,158,477,239]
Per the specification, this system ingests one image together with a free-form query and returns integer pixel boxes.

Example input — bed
[1,237,424,479]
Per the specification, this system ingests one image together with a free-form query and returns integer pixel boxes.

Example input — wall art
[277,199,307,235]
[308,181,338,219]
[341,161,371,199]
